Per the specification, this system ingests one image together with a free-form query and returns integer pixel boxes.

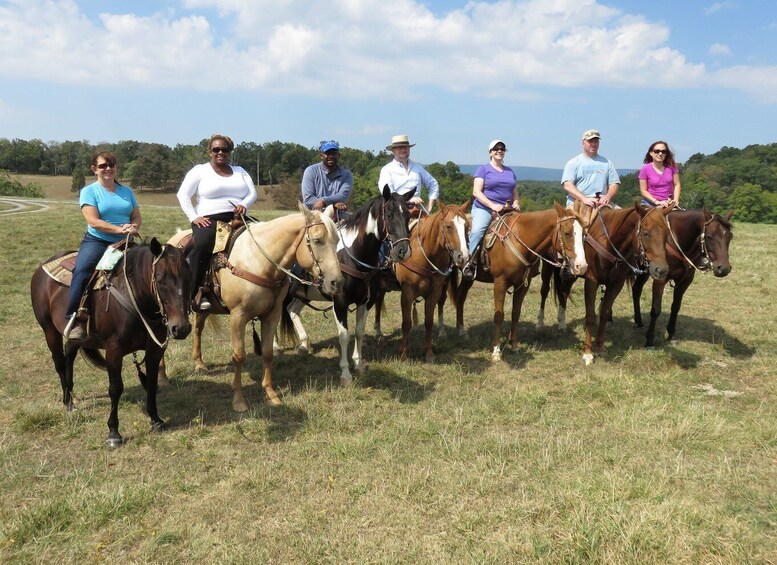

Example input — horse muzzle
[391,241,412,262]
[321,272,344,295]
[713,263,732,277]
[170,320,192,340]
[646,262,669,281]
[451,250,468,269]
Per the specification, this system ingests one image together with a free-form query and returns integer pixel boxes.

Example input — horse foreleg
[334,305,353,385]
[399,289,414,361]
[490,281,508,361]
[157,354,171,387]
[104,348,125,447]
[143,345,165,430]
[373,290,385,338]
[632,272,649,328]
[192,312,209,372]
[260,308,283,406]
[436,280,448,338]
[594,277,627,353]
[287,298,310,354]
[582,278,598,366]
[352,304,368,376]
[423,292,437,362]
[536,263,552,329]
[645,278,667,347]
[228,313,251,412]
[508,283,530,353]
[455,278,473,338]
[666,272,695,344]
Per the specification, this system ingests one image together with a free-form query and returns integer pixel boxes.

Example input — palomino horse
[171,203,343,411]
[537,203,673,365]
[448,202,589,361]
[281,187,413,385]
[632,208,733,346]
[372,200,471,362]
[30,239,192,447]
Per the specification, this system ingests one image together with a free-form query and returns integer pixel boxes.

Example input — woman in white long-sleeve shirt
[177,134,257,310]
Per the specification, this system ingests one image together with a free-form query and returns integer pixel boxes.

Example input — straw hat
[386,135,416,150]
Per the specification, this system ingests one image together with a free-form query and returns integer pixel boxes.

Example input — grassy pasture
[0,200,775,563]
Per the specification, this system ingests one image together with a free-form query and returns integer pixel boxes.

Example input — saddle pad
[168,229,192,250]
[483,211,518,251]
[214,221,231,253]
[42,252,78,286]
[95,247,124,271]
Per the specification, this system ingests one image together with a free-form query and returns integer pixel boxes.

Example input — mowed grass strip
[0,202,775,563]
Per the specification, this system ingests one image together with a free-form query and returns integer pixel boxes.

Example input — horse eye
[313,238,323,245]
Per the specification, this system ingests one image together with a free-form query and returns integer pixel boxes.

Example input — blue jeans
[468,205,493,256]
[65,233,112,319]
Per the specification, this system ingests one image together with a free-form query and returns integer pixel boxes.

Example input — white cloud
[704,2,737,16]
[709,43,732,56]
[0,0,773,104]
[710,66,777,103]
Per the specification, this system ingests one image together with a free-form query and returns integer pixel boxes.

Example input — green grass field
[0,199,775,563]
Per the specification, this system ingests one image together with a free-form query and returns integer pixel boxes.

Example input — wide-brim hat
[386,135,416,150]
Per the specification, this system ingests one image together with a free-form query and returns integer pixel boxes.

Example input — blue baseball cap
[319,140,340,152]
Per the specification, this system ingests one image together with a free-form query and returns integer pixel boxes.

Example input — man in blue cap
[301,140,353,211]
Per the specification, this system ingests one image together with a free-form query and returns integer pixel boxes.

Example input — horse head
[436,199,471,269]
[297,202,344,295]
[702,208,734,277]
[556,201,588,278]
[636,204,673,281]
[380,184,412,262]
[148,238,192,340]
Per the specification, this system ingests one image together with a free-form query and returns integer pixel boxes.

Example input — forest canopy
[1,137,775,222]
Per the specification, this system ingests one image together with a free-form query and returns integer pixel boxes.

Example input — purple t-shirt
[638,163,678,201]
[473,164,517,211]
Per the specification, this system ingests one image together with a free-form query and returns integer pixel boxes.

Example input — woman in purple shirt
[462,140,520,280]
[639,141,681,207]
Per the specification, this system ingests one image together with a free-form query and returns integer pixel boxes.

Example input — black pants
[189,212,234,299]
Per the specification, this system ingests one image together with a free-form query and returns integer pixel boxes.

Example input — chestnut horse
[448,202,589,361]
[280,187,413,384]
[632,208,733,346]
[373,200,471,362]
[30,239,192,447]
[537,204,673,365]
[167,203,343,411]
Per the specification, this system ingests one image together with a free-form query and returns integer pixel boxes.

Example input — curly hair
[207,134,234,152]
[643,141,677,168]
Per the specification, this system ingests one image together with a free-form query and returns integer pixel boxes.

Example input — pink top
[638,163,679,200]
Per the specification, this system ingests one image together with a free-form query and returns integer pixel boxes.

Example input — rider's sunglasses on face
[211,147,230,154]
[652,149,667,155]
[96,163,116,170]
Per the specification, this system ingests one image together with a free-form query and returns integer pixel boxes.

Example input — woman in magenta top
[639,141,681,207]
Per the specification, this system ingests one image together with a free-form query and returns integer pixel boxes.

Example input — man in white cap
[562,129,620,208]
[378,134,440,212]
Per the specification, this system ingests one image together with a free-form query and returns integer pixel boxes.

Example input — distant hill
[457,164,637,182]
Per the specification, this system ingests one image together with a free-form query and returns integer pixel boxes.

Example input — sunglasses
[652,149,667,155]
[96,162,116,169]
[492,147,507,152]
[211,147,230,154]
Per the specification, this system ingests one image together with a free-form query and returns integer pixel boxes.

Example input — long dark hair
[643,141,677,168]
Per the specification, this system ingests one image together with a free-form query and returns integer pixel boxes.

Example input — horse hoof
[582,353,594,366]
[670,339,679,346]
[264,396,282,407]
[535,322,545,330]
[458,328,468,338]
[233,400,250,412]
[297,345,309,355]
[340,377,354,387]
[425,355,435,363]
[150,420,166,432]
[438,327,447,338]
[194,363,208,374]
[106,435,124,448]
[158,375,171,388]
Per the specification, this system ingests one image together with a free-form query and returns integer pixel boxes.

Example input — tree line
[1,137,775,222]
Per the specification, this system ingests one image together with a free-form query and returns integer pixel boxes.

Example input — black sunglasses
[211,147,231,154]
[492,146,507,152]
[96,162,116,169]
[652,149,667,155]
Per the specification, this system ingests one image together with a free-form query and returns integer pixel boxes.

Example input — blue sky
[0,0,775,169]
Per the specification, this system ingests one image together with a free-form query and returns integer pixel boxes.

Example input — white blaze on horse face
[572,221,588,274]
[453,215,469,262]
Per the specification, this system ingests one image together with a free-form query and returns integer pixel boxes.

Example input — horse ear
[149,237,162,256]
[634,202,648,217]
[438,200,448,213]
[554,201,565,215]
[724,208,734,222]
[460,198,471,212]
[323,204,336,219]
[401,191,414,203]
[382,185,392,199]
[298,200,314,222]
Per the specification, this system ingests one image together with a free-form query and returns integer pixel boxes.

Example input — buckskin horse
[30,238,192,447]
[447,202,589,361]
[537,203,673,365]
[166,203,343,411]
[280,187,413,385]
[372,200,470,362]
[632,208,733,346]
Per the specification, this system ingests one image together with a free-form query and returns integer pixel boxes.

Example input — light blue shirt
[301,162,353,208]
[79,181,138,243]
[562,154,620,206]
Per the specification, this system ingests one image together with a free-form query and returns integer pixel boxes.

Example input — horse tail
[80,347,106,369]
[551,266,562,306]
[279,300,297,346]
[252,325,262,356]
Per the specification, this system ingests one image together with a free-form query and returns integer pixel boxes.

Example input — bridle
[411,208,465,277]
[666,214,720,273]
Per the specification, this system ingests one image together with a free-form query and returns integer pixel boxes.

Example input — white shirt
[378,159,440,201]
[177,163,257,222]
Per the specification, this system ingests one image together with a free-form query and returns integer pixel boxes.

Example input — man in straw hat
[378,134,440,212]
[562,129,620,208]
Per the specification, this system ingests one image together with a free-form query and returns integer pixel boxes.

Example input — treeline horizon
[1,137,776,223]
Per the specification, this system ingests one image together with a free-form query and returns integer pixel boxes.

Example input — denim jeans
[468,205,493,256]
[65,232,111,319]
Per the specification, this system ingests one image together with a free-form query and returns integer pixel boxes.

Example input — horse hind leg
[287,298,310,354]
[335,305,354,385]
[436,281,448,338]
[352,304,368,376]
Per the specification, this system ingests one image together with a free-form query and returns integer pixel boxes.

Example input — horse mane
[341,194,382,246]
[122,243,154,282]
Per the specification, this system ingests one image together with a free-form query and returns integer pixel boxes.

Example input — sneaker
[67,322,87,342]
[461,262,476,281]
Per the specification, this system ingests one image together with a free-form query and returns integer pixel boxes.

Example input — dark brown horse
[373,200,470,361]
[537,204,673,365]
[30,239,192,447]
[448,202,589,361]
[632,208,733,346]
